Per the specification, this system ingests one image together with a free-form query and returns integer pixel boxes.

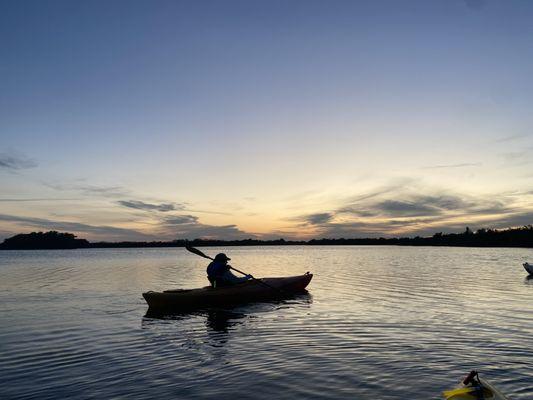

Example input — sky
[1,0,533,241]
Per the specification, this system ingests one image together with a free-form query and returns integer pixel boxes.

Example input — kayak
[143,272,313,311]
[524,262,533,275]
[443,371,509,400]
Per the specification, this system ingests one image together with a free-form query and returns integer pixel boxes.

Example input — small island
[0,231,90,250]
[1,225,532,250]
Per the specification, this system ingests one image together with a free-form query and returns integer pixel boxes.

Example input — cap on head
[215,253,231,262]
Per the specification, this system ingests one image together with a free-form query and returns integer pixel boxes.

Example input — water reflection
[141,308,248,347]
[205,309,246,333]
[141,293,313,348]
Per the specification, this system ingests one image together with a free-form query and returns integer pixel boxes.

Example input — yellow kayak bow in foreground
[443,371,509,400]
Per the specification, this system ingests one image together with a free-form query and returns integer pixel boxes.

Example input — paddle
[185,244,286,295]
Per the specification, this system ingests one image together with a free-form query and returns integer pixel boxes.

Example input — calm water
[1,246,533,399]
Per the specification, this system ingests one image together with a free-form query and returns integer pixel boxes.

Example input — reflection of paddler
[206,253,252,288]
[206,310,244,333]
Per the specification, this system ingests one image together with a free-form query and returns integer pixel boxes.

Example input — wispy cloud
[116,198,231,216]
[0,198,80,202]
[45,182,128,197]
[346,178,416,203]
[500,151,530,162]
[169,223,252,240]
[185,209,232,216]
[79,185,126,196]
[497,150,533,168]
[163,215,199,225]
[0,152,37,171]
[117,200,184,212]
[421,163,481,170]
[372,200,438,217]
[158,214,253,240]
[494,134,529,143]
[46,180,232,217]
[489,211,533,229]
[305,213,334,225]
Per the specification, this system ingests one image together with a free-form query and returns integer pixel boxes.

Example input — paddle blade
[185,244,213,260]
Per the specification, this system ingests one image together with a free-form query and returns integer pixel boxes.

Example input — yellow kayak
[443,371,509,400]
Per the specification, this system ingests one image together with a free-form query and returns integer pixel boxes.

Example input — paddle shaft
[185,245,286,295]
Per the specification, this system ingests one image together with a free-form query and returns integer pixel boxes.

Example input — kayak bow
[523,262,533,275]
[443,371,509,400]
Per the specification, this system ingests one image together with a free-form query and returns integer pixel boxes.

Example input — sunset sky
[1,0,533,241]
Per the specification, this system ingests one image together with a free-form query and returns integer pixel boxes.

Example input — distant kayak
[143,273,313,312]
[524,262,533,275]
[443,371,509,400]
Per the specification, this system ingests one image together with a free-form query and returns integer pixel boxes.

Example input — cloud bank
[0,214,155,242]
[296,184,533,238]
[0,211,254,242]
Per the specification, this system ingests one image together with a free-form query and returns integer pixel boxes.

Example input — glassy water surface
[1,246,533,399]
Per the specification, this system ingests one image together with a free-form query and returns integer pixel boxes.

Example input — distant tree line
[1,226,532,250]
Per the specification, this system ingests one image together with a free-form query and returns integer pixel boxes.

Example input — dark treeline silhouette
[0,231,90,250]
[1,226,532,250]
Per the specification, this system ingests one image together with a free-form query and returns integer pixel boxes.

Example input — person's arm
[220,269,252,284]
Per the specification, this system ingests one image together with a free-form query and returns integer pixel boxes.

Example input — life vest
[206,260,229,287]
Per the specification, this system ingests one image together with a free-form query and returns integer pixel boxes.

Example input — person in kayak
[206,253,252,288]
